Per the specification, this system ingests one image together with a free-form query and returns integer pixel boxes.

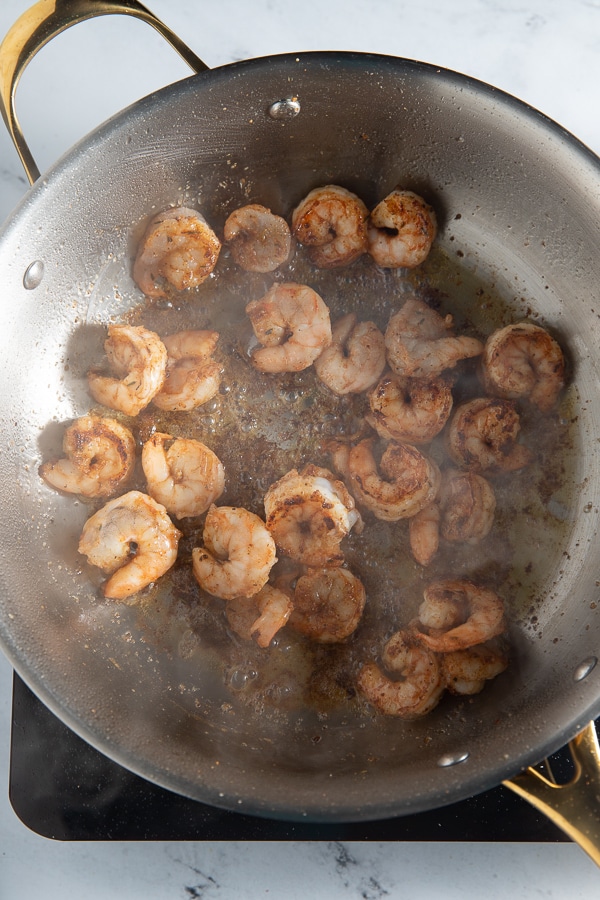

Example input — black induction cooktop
[8,673,575,842]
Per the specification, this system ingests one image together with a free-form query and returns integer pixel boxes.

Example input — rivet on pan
[23,260,44,290]
[437,750,470,768]
[573,656,598,682]
[268,98,301,120]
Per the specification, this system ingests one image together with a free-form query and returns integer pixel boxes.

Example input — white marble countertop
[1,0,600,895]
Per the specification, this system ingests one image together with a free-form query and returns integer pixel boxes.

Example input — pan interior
[1,53,600,820]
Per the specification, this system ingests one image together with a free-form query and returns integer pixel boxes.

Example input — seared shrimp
[223,204,292,272]
[225,584,293,648]
[291,184,368,268]
[328,438,440,521]
[408,469,495,566]
[367,372,453,444]
[385,297,483,379]
[357,629,443,717]
[78,490,181,600]
[246,282,332,373]
[367,189,437,268]
[153,330,221,412]
[415,578,506,652]
[445,397,533,473]
[408,501,441,567]
[142,433,225,519]
[192,505,277,601]
[441,638,509,695]
[481,322,566,413]
[314,313,386,395]
[39,415,135,499]
[133,206,221,299]
[290,567,366,643]
[264,465,362,567]
[88,324,167,416]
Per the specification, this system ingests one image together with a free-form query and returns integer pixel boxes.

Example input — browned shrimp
[290,567,366,643]
[367,189,437,268]
[441,638,509,695]
[87,324,167,416]
[291,184,369,268]
[133,206,221,298]
[445,397,533,473]
[39,415,135,499]
[225,584,294,648]
[314,313,386,395]
[357,629,444,717]
[328,437,440,521]
[481,322,566,413]
[415,578,506,652]
[153,330,221,412]
[367,372,453,444]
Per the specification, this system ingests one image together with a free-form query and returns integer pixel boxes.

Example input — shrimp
[141,433,225,519]
[367,372,453,444]
[246,282,332,373]
[290,567,366,643]
[225,584,293,648]
[39,415,135,499]
[78,490,181,600]
[328,437,440,521]
[152,330,221,412]
[132,206,221,299]
[408,501,441,567]
[313,313,386,395]
[385,297,484,379]
[480,322,566,413]
[223,204,292,272]
[291,184,368,268]
[445,397,533,473]
[357,629,443,717]
[441,638,509,695]
[367,189,437,268]
[408,469,496,566]
[264,465,362,567]
[415,578,506,652]
[87,324,167,416]
[192,505,277,601]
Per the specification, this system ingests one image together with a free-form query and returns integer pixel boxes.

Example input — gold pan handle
[0,0,209,184]
[503,721,600,867]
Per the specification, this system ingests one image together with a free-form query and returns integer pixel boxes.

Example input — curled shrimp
[39,415,135,499]
[246,282,332,373]
[441,638,509,695]
[192,505,277,601]
[357,629,443,717]
[481,322,566,413]
[141,433,225,519]
[133,206,221,299]
[445,397,533,473]
[408,470,496,566]
[223,204,292,272]
[264,465,362,568]
[415,578,506,652]
[152,330,221,412]
[290,567,366,643]
[87,324,167,416]
[367,372,453,444]
[367,189,437,268]
[385,297,483,379]
[328,437,440,521]
[225,584,293,648]
[78,490,181,600]
[291,184,368,268]
[314,313,386,395]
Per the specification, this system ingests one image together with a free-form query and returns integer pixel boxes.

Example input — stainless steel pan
[1,0,600,860]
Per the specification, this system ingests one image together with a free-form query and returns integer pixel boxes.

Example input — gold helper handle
[0,0,209,184]
[503,721,600,866]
